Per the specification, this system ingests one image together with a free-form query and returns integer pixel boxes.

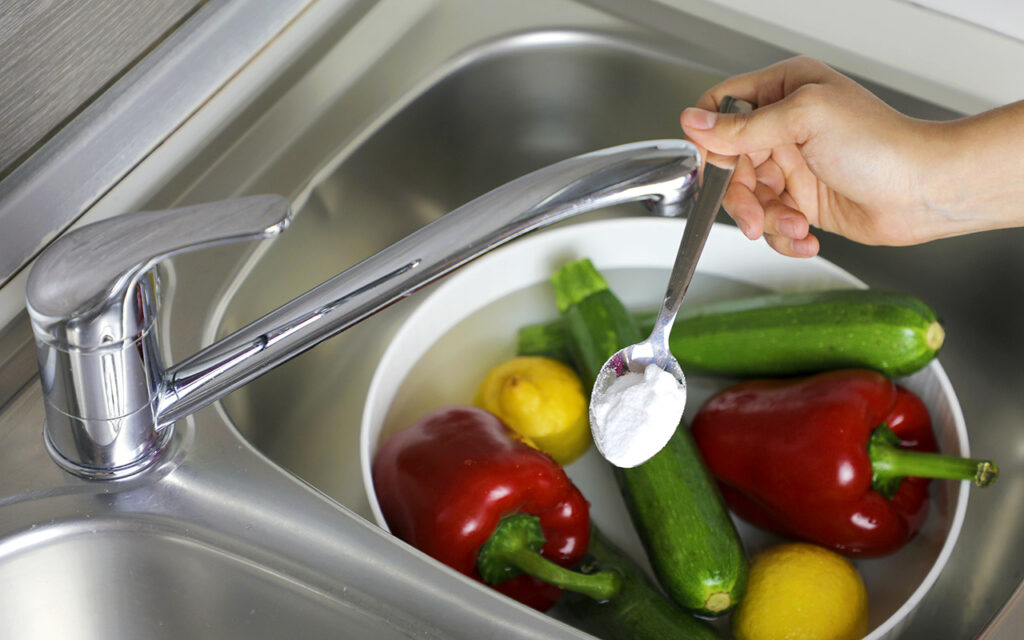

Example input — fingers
[763,143,820,223]
[753,156,786,194]
[754,183,810,240]
[722,181,764,240]
[765,232,820,258]
[695,56,837,111]
[719,177,820,258]
[681,56,849,258]
[683,56,842,259]
[682,57,841,164]
[681,97,812,157]
[722,154,763,239]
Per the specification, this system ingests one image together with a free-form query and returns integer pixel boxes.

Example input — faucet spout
[27,139,700,478]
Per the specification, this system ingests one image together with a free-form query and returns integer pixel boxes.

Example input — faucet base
[43,424,174,480]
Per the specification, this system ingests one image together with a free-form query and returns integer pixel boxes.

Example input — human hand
[681,57,950,258]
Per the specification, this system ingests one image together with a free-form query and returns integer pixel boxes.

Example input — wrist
[914,106,1024,239]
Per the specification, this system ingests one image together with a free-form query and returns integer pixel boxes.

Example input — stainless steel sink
[1,0,1022,637]
[2,527,399,638]
[0,361,589,639]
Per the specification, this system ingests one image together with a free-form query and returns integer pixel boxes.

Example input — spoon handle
[653,96,754,345]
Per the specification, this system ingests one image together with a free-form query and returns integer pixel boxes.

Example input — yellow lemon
[475,356,589,464]
[733,542,869,640]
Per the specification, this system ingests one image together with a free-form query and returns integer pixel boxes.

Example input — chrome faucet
[25,139,701,479]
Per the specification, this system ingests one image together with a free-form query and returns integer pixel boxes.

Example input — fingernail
[793,237,819,257]
[736,217,753,239]
[682,108,717,130]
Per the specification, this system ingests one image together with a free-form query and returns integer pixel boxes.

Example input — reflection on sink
[0,525,402,639]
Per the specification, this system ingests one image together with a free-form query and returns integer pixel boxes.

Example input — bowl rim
[360,217,970,639]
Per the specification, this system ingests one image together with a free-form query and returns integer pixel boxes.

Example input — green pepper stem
[869,424,998,497]
[477,514,622,601]
[503,546,622,600]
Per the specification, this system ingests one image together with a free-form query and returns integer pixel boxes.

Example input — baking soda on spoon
[590,363,687,468]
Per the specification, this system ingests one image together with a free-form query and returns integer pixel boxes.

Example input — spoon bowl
[588,96,753,468]
[589,343,687,467]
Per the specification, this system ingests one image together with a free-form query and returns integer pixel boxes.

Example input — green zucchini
[519,288,944,378]
[562,527,723,640]
[552,258,748,617]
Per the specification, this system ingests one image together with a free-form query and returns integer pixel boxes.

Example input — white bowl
[361,217,969,639]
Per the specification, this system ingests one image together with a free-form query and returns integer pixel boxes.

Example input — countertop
[647,0,1024,114]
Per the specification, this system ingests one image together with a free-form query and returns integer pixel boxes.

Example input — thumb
[681,101,808,156]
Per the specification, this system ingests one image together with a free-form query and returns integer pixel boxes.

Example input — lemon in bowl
[734,542,869,640]
[475,356,590,465]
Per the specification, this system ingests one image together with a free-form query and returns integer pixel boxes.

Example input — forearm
[918,100,1024,238]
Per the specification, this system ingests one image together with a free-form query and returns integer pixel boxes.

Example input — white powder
[591,364,686,468]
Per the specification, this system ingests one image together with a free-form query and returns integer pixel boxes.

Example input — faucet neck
[26,141,700,479]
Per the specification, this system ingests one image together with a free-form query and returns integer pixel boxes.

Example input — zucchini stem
[925,321,946,351]
[551,258,610,312]
[704,592,732,614]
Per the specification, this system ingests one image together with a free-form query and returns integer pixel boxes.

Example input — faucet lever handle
[25,194,290,478]
[27,195,291,348]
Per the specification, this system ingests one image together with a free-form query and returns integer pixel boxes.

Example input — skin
[680,56,1024,258]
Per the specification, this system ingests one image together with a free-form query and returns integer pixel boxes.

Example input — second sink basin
[0,525,396,639]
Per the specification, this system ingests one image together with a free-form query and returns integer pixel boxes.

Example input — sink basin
[2,0,1022,637]
[212,15,1021,640]
[0,388,588,640]
[1,526,397,639]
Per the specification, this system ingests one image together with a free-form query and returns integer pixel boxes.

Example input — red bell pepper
[691,369,997,557]
[372,406,620,611]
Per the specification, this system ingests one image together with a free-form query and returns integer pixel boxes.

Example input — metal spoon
[589,96,754,468]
